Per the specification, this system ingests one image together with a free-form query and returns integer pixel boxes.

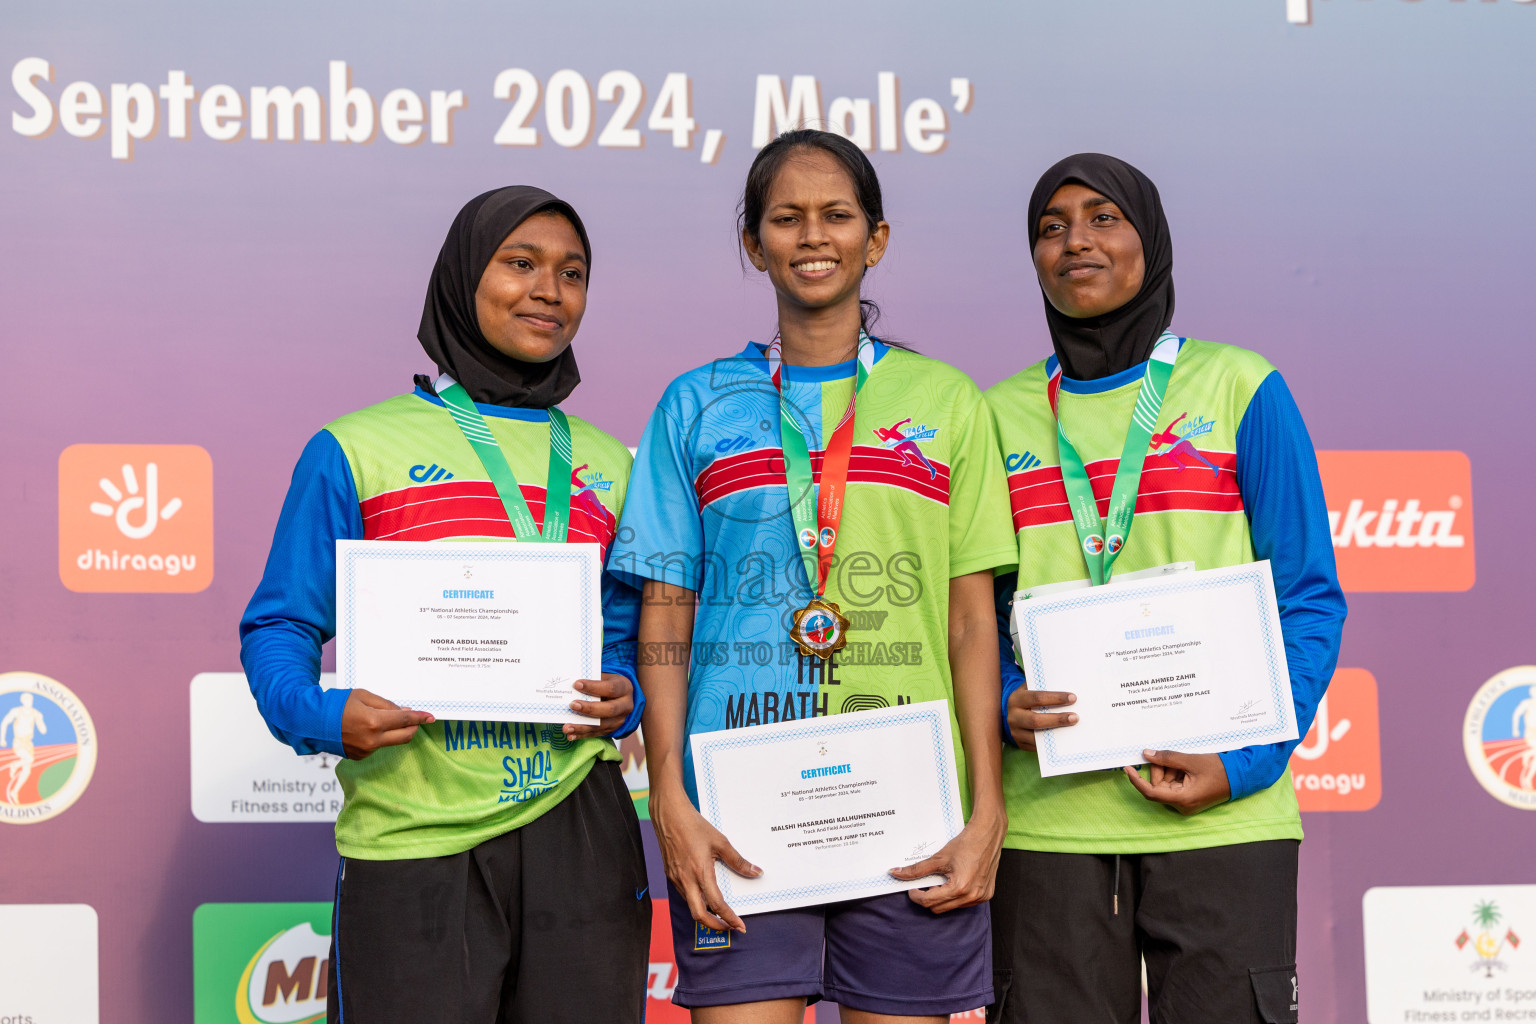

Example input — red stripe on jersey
[1007,450,1242,531]
[359,480,617,550]
[694,445,950,509]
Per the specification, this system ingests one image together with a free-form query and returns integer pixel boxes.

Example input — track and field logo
[58,443,214,592]
[1083,534,1105,556]
[872,418,939,480]
[818,526,836,548]
[799,528,816,549]
[193,903,331,1024]
[1148,412,1220,476]
[1463,666,1536,809]
[0,672,96,824]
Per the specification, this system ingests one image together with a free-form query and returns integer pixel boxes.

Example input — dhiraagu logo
[193,902,331,1024]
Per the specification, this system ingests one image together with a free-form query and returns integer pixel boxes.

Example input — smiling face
[1033,183,1145,319]
[742,148,889,320]
[474,210,588,363]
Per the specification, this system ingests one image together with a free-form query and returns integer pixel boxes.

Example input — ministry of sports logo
[0,671,97,824]
[1463,665,1536,809]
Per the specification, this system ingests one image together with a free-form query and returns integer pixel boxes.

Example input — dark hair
[738,128,887,335]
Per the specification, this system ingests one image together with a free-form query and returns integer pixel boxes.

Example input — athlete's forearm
[948,570,1006,822]
[638,580,698,799]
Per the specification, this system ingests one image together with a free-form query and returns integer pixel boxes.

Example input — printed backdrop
[1,1,1533,1021]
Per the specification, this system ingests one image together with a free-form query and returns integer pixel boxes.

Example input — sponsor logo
[1148,412,1221,476]
[872,418,939,479]
[407,462,454,483]
[1317,450,1474,592]
[1363,885,1536,1022]
[193,903,331,1024]
[1290,668,1381,811]
[58,443,214,592]
[1463,665,1536,810]
[713,433,756,454]
[0,904,100,1022]
[1006,451,1042,473]
[0,672,96,824]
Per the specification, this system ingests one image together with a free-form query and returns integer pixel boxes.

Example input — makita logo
[409,463,454,483]
[1317,451,1475,592]
[1329,498,1466,549]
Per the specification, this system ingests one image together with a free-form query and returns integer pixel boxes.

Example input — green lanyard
[1047,332,1181,584]
[436,375,571,543]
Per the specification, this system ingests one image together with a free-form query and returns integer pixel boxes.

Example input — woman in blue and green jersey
[986,153,1347,1023]
[609,129,1018,1021]
[240,186,650,1023]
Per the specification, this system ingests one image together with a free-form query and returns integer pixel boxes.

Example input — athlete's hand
[889,806,1006,914]
[1123,749,1231,815]
[340,688,435,760]
[650,786,761,934]
[563,673,634,739]
[1006,688,1078,751]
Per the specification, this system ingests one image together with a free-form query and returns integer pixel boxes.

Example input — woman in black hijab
[984,155,1345,1023]
[240,186,651,1023]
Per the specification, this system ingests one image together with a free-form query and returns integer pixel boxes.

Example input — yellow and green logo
[194,902,331,1024]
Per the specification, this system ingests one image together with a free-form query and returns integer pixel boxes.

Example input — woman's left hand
[1122,749,1231,815]
[888,808,1006,914]
[562,673,634,739]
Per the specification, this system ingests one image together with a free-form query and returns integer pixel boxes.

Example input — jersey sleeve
[947,395,1020,579]
[609,403,705,592]
[238,429,360,757]
[1220,371,1348,800]
[995,571,1029,745]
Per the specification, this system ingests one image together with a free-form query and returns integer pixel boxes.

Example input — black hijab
[417,186,590,408]
[1026,154,1174,381]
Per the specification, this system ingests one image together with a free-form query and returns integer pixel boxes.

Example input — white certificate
[1012,560,1297,777]
[335,539,602,724]
[691,700,964,916]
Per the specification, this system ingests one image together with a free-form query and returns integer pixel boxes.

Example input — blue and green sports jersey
[610,341,1017,808]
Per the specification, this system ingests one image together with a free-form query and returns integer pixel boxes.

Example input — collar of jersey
[1053,335,1187,395]
[413,385,550,421]
[741,339,889,382]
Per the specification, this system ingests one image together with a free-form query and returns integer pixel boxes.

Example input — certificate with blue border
[691,700,964,916]
[335,539,601,724]
[1012,560,1298,777]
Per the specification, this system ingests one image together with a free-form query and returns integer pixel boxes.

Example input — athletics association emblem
[0,672,97,824]
[1106,534,1125,554]
[818,526,836,548]
[1455,899,1522,978]
[790,599,850,660]
[1083,534,1105,556]
[1463,665,1536,809]
[798,528,817,550]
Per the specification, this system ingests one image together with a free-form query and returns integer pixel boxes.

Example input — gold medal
[789,598,850,660]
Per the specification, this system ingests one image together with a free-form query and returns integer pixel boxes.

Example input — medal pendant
[789,598,850,660]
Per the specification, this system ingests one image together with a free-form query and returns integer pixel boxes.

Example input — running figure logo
[1,693,45,805]
[570,464,612,523]
[1149,412,1220,477]
[873,419,938,480]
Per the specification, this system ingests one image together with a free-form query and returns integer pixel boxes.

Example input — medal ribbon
[1048,332,1181,585]
[766,331,876,598]
[436,374,572,543]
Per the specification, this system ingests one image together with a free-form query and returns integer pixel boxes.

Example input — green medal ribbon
[1048,332,1181,585]
[436,375,572,543]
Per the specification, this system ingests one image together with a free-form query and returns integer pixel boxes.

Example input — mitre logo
[1316,451,1474,592]
[58,444,214,593]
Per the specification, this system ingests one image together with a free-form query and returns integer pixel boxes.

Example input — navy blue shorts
[667,882,993,1015]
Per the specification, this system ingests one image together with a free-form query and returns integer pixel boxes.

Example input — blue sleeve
[238,430,359,756]
[600,570,644,738]
[609,403,705,592]
[995,571,1027,746]
[1219,372,1348,800]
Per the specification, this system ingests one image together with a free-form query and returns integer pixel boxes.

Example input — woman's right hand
[1006,688,1078,751]
[650,785,761,934]
[340,688,435,760]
